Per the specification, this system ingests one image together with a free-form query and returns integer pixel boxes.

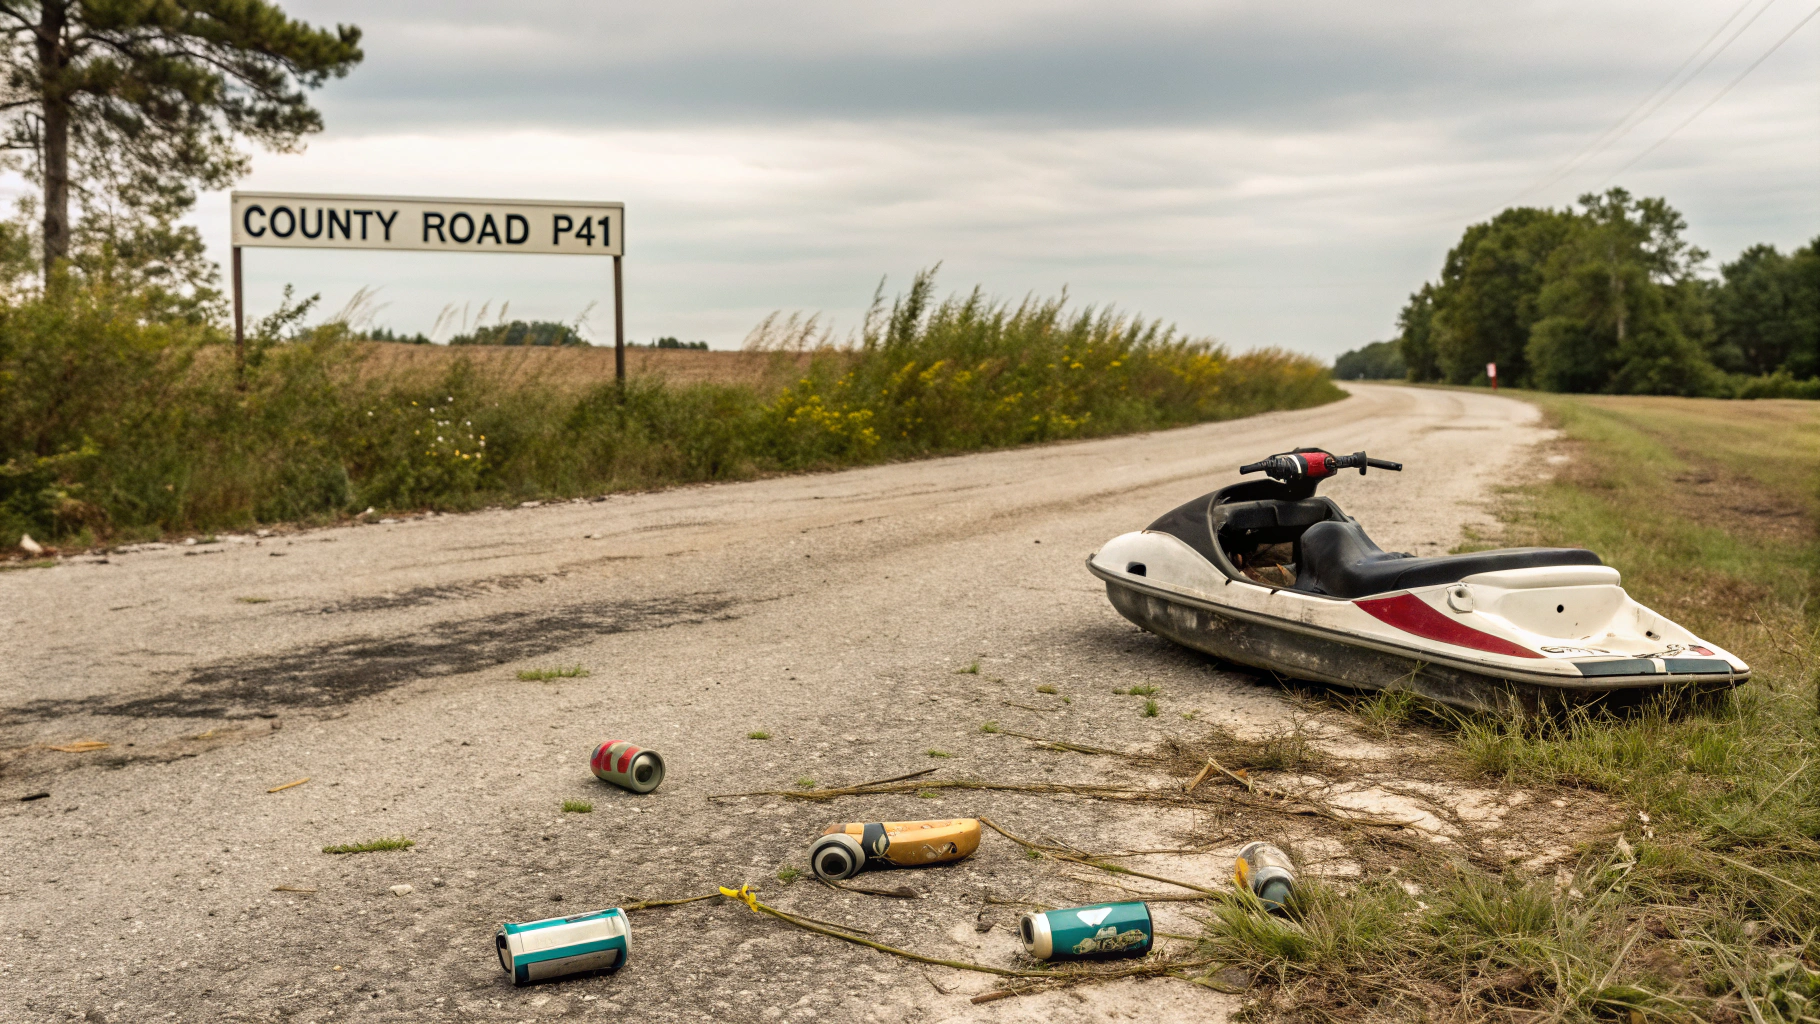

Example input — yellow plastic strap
[719,884,761,913]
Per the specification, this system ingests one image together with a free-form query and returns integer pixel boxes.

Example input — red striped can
[590,740,665,793]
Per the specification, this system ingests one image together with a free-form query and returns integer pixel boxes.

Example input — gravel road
[0,384,1551,1024]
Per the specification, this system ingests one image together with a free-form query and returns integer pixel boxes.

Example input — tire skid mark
[1,592,737,724]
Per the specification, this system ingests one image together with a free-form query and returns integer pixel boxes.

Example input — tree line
[1338,189,1819,398]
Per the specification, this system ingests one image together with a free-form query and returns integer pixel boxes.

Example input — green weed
[236,596,271,604]
[322,838,414,855]
[517,665,589,681]
[560,800,593,814]
[794,777,816,789]
[1035,684,1057,694]
[777,866,801,884]
[926,749,953,758]
[0,559,56,572]
[1349,686,1424,739]
[979,721,1000,734]
[956,661,980,674]
[1127,684,1159,696]
[1142,699,1159,717]
[916,789,939,799]
[746,731,772,740]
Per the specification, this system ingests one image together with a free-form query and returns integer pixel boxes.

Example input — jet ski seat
[1294,519,1603,599]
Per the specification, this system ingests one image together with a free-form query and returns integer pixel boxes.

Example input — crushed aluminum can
[809,818,980,880]
[496,907,630,985]
[590,740,665,793]
[1234,841,1296,912]
[1019,901,1153,961]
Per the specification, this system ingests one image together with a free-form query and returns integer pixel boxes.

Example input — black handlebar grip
[1239,461,1268,475]
[1366,458,1403,471]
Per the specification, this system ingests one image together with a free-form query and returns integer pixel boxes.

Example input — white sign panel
[230,192,623,256]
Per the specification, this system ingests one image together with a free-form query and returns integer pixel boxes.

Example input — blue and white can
[1019,901,1153,961]
[496,907,630,985]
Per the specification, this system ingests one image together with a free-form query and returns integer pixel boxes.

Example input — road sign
[231,192,622,256]
[1486,362,1498,391]
[227,191,628,378]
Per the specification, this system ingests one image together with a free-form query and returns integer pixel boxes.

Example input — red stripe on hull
[1354,593,1541,659]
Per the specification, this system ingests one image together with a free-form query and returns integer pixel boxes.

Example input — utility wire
[1503,0,1782,206]
[1504,0,1759,206]
[1599,2,1820,185]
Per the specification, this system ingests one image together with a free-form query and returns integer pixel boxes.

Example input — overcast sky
[188,0,1819,358]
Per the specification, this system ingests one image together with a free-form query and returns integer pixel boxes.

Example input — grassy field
[1204,393,1820,1022]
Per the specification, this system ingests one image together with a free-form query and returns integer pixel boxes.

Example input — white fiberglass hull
[1088,531,1747,713]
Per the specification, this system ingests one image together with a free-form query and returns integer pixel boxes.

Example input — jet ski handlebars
[1240,448,1403,484]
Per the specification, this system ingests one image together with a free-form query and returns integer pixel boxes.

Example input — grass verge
[1,269,1339,548]
[1203,394,1820,1022]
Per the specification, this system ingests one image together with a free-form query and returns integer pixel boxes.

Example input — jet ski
[1087,448,1748,712]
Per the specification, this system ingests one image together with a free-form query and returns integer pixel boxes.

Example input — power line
[1503,0,1782,206]
[1600,2,1820,184]
[1503,0,1759,206]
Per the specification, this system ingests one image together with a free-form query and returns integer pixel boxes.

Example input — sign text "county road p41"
[229,192,623,256]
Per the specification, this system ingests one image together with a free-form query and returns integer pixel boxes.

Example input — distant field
[357,342,818,391]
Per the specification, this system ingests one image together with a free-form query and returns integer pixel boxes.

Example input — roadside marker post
[229,191,627,382]
[1486,362,1498,392]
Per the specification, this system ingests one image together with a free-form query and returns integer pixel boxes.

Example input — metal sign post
[229,191,626,380]
[613,255,624,384]
[233,245,245,382]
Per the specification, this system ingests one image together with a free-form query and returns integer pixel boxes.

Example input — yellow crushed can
[809,818,980,880]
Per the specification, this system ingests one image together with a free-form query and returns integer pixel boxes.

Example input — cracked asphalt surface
[0,384,1549,1023]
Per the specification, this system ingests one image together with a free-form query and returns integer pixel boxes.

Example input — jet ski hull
[1092,562,1741,714]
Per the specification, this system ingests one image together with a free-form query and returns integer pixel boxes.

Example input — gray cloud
[197,1,1820,359]
[297,1,1686,132]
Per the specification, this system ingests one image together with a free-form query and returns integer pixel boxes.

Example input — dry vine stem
[994,728,1146,758]
[970,956,1218,1004]
[621,892,726,912]
[718,776,1159,803]
[709,767,939,801]
[710,884,1214,1002]
[819,877,921,899]
[1197,755,1418,829]
[978,817,1219,895]
[716,884,1059,979]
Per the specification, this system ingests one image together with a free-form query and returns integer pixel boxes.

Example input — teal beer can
[496,907,630,985]
[1019,901,1152,961]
